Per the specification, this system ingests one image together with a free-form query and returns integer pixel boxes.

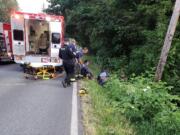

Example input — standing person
[59,42,76,88]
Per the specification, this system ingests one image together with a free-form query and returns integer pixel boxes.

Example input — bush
[103,75,179,134]
[84,80,135,135]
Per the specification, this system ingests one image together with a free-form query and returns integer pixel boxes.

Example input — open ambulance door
[11,15,25,56]
[3,24,11,52]
[49,22,61,58]
[0,23,5,49]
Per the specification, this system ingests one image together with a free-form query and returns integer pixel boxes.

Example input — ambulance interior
[25,19,50,55]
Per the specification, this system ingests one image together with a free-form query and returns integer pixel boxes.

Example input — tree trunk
[155,0,180,81]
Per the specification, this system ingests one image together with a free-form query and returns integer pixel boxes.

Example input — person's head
[82,47,88,54]
[64,38,70,46]
[101,68,108,73]
[72,39,76,44]
[84,60,89,65]
[69,38,77,46]
[64,41,69,46]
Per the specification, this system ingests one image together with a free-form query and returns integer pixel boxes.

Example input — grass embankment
[82,80,135,135]
[81,56,180,135]
[81,56,135,135]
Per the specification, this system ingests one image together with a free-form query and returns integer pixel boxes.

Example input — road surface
[0,63,82,135]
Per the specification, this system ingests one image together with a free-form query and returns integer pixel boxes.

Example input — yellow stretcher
[24,64,62,80]
[36,66,56,80]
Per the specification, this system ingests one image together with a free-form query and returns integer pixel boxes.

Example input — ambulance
[0,22,13,62]
[11,11,64,68]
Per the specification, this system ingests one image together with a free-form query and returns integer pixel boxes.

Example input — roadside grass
[81,56,180,135]
[81,55,135,135]
[82,80,135,135]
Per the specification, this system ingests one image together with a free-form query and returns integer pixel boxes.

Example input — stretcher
[24,64,63,80]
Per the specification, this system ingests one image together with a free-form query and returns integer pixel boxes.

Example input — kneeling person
[81,60,93,79]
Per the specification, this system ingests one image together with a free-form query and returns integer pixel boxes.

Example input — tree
[0,0,18,22]
[45,0,78,17]
[155,0,180,81]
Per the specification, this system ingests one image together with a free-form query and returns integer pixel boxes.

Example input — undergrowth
[83,56,180,135]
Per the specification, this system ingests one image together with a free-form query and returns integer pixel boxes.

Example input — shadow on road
[0,61,15,65]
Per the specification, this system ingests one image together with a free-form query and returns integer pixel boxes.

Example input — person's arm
[67,46,76,58]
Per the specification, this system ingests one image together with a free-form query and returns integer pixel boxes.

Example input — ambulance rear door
[3,24,11,52]
[0,23,5,49]
[11,14,25,55]
[49,21,61,58]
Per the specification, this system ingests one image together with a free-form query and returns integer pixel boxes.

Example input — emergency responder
[75,47,88,79]
[81,60,93,79]
[59,42,76,88]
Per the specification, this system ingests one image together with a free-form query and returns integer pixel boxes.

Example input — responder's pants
[63,61,75,85]
[75,62,81,76]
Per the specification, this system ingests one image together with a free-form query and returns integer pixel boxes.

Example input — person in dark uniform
[75,47,88,79]
[59,43,76,88]
[81,60,93,79]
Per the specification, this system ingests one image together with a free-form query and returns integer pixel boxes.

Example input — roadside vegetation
[0,0,18,22]
[46,0,180,134]
[82,57,180,135]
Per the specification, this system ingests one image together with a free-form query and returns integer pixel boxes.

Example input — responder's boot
[62,80,67,88]
[70,78,76,82]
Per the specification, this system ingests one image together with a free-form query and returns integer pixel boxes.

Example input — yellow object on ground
[79,88,88,96]
[25,65,57,80]
[36,68,51,80]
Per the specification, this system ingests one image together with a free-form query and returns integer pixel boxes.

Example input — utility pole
[155,0,180,81]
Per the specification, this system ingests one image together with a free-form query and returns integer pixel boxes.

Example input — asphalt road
[0,63,81,135]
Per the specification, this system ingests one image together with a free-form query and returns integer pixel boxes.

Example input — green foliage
[0,0,18,22]
[46,0,180,94]
[164,37,180,95]
[46,1,180,133]
[104,75,180,134]
[84,66,180,135]
[84,80,135,135]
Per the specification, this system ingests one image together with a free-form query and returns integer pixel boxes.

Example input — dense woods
[46,0,179,94]
[46,0,180,134]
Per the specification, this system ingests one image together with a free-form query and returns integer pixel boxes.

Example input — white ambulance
[11,11,64,68]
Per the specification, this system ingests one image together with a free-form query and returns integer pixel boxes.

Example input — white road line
[71,82,78,135]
